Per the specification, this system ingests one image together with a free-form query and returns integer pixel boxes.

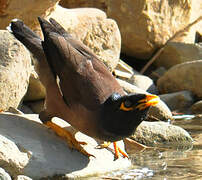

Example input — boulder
[59,0,202,59]
[130,121,193,149]
[155,42,202,69]
[46,5,121,71]
[0,113,130,179]
[157,60,202,98]
[0,0,59,29]
[0,31,32,110]
[160,91,195,111]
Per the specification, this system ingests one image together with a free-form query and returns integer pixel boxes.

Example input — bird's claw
[45,121,95,158]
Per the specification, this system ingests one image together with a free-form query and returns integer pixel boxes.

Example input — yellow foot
[45,121,95,158]
[98,141,129,159]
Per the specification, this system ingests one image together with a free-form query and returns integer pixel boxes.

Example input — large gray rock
[130,121,193,149]
[0,31,32,110]
[157,60,202,98]
[0,113,130,179]
[160,91,195,111]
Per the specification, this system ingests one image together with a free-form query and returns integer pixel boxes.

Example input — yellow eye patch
[119,102,134,111]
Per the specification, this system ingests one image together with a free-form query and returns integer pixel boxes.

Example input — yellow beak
[136,94,160,111]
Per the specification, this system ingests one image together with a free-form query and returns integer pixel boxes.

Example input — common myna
[10,17,159,159]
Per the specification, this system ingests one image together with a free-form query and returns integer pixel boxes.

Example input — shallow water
[88,116,202,180]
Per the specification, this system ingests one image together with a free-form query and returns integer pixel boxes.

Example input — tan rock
[107,0,202,59]
[59,0,202,59]
[24,69,46,101]
[155,42,202,69]
[157,60,202,98]
[0,0,59,29]
[0,31,32,110]
[46,6,121,71]
[59,0,107,11]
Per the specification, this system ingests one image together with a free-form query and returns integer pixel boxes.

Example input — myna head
[100,93,159,141]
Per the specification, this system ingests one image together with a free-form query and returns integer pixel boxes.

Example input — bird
[10,17,159,159]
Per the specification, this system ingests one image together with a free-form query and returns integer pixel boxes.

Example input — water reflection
[88,116,202,179]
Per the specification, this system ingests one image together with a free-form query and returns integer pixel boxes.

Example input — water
[88,116,202,179]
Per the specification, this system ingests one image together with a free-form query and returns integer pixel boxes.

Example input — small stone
[191,100,202,114]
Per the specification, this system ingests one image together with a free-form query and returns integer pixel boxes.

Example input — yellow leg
[98,141,129,159]
[45,121,94,157]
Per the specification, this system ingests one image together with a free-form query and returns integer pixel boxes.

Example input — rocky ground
[0,0,201,179]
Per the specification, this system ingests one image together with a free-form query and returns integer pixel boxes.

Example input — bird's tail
[10,19,44,61]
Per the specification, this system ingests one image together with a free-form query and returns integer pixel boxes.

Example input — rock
[196,32,202,43]
[0,0,59,29]
[148,99,174,122]
[114,59,134,81]
[0,113,130,179]
[19,104,34,114]
[0,135,30,176]
[129,73,158,94]
[117,79,173,122]
[0,31,32,111]
[15,175,32,180]
[155,42,202,69]
[59,0,107,11]
[24,100,44,114]
[114,60,158,94]
[59,0,202,59]
[130,121,193,149]
[116,78,147,94]
[149,67,166,82]
[23,69,46,101]
[157,60,202,98]
[0,168,12,180]
[46,5,121,71]
[191,100,202,114]
[160,91,195,111]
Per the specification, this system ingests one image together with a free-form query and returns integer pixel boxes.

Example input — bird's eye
[124,100,132,108]
[119,100,134,111]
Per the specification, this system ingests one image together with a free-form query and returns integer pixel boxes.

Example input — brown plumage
[11,17,159,158]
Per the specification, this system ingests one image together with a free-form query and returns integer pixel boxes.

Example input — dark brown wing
[39,18,124,110]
